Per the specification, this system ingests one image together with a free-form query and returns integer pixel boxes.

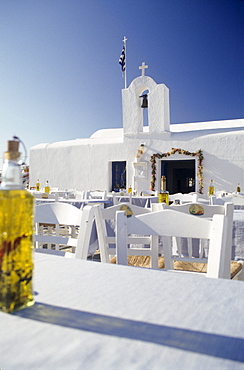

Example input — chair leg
[162,236,174,270]
[94,206,110,263]
[75,206,96,259]
[237,262,244,280]
[116,211,128,265]
[151,235,159,269]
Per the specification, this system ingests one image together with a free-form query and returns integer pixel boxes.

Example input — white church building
[29,65,244,196]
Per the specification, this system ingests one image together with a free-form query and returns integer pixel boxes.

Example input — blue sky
[0,0,243,167]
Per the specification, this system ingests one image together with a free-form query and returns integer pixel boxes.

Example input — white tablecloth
[1,252,244,369]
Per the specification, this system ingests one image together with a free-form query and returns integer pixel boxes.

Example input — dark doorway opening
[112,161,126,191]
[161,160,195,194]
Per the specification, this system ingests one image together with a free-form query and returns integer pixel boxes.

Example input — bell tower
[122,63,170,135]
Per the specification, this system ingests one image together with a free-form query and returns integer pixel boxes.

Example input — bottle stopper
[4,140,21,160]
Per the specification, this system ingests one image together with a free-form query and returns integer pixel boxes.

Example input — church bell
[139,94,148,108]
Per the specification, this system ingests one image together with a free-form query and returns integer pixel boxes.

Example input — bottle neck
[1,159,23,190]
[161,177,166,191]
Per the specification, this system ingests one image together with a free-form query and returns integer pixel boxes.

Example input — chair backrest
[152,202,234,278]
[98,202,151,219]
[116,206,233,279]
[159,202,231,217]
[93,203,155,265]
[86,190,107,200]
[169,192,198,204]
[211,195,244,206]
[35,202,83,250]
[73,190,85,199]
[112,192,132,205]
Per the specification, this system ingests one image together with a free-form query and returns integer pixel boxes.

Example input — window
[111,161,126,191]
[134,162,147,179]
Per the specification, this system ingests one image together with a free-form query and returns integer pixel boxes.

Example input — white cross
[139,62,148,76]
[122,36,127,43]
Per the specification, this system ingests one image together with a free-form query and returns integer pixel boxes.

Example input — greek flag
[119,46,126,72]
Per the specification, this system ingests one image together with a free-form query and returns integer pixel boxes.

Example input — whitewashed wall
[30,119,244,195]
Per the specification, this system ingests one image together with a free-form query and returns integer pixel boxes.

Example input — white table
[1,252,244,369]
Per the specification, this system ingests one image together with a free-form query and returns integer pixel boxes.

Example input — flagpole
[123,36,127,89]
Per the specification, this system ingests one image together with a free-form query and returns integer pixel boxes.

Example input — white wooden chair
[152,202,242,279]
[92,203,159,267]
[35,202,83,251]
[35,203,99,259]
[35,202,98,260]
[115,206,235,279]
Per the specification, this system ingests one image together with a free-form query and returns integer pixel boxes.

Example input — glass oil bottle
[36,179,40,191]
[0,139,34,312]
[44,180,50,194]
[208,179,215,196]
[158,175,169,205]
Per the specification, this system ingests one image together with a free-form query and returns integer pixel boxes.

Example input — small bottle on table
[36,179,40,191]
[44,180,50,194]
[158,175,169,205]
[208,179,215,196]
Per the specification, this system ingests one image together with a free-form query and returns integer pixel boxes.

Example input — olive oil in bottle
[158,175,169,205]
[208,179,215,196]
[0,139,34,313]
[44,180,50,194]
[36,179,40,191]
